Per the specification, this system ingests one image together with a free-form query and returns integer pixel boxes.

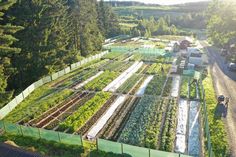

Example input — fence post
[80,135,83,146]
[19,125,23,136]
[38,128,41,139]
[149,149,151,157]
[58,132,61,142]
[96,138,98,150]
[121,143,124,156]
[2,120,6,132]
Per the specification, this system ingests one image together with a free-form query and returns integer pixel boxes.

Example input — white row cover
[175,99,188,153]
[135,75,154,96]
[171,76,180,97]
[103,61,143,92]
[73,71,104,90]
[188,101,200,156]
[87,95,127,140]
[175,134,186,153]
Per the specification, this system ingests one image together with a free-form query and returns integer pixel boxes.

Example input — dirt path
[204,42,236,157]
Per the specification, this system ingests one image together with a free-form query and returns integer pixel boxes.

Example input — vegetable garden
[0,39,211,157]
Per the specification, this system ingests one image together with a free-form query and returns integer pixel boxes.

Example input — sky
[104,0,210,5]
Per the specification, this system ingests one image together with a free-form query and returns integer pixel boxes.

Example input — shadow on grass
[214,103,228,119]
[88,150,132,157]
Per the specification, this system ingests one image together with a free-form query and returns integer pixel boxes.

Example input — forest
[207,0,236,47]
[0,0,120,108]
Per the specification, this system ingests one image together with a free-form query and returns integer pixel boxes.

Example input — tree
[8,0,75,89]
[0,0,23,107]
[97,0,121,38]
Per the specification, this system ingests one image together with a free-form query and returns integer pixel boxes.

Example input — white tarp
[175,135,186,153]
[103,61,143,92]
[73,71,104,89]
[188,101,200,156]
[135,75,153,96]
[87,95,127,140]
[171,76,180,97]
[175,99,188,153]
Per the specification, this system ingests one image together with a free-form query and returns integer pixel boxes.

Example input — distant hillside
[104,1,160,7]
[112,1,209,31]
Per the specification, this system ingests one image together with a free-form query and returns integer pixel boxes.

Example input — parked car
[228,62,236,71]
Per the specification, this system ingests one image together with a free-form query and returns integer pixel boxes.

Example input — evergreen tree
[9,0,75,89]
[97,0,121,38]
[0,0,23,107]
[77,0,104,56]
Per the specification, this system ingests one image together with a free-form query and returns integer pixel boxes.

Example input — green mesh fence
[4,121,21,135]
[0,120,4,130]
[150,149,179,157]
[138,48,166,55]
[123,144,149,157]
[110,46,132,52]
[59,132,82,146]
[40,129,60,142]
[21,125,40,138]
[97,138,122,154]
[0,121,83,147]
[97,139,193,157]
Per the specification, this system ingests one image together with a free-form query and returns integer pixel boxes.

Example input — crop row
[162,77,173,97]
[3,59,110,123]
[4,88,73,123]
[160,98,177,152]
[116,74,142,94]
[83,71,119,91]
[118,96,160,148]
[189,79,197,99]
[180,77,189,98]
[49,59,102,87]
[145,76,167,96]
[102,51,129,61]
[144,98,169,149]
[102,61,133,72]
[146,63,171,75]
[58,92,112,133]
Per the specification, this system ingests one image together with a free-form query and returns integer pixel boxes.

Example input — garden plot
[171,76,180,97]
[117,74,143,94]
[136,76,153,96]
[145,76,167,96]
[188,101,200,157]
[103,61,143,92]
[58,92,112,133]
[175,99,188,153]
[87,95,127,140]
[73,71,104,90]
[118,96,162,148]
[84,71,119,91]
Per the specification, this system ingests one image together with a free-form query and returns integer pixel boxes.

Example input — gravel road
[203,42,236,157]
